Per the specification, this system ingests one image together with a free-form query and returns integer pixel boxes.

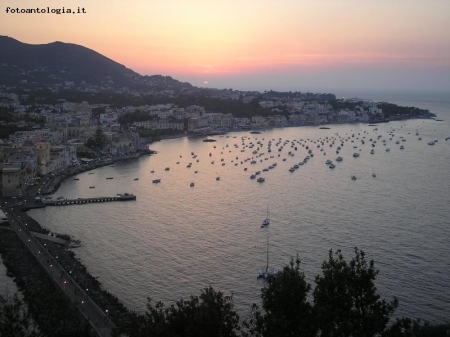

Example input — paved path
[3,207,116,337]
[31,232,71,245]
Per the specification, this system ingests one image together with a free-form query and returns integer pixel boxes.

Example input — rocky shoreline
[0,208,135,335]
[0,225,91,336]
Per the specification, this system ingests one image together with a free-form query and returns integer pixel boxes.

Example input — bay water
[18,90,450,322]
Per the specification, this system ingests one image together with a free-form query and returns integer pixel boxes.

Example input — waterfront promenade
[3,207,116,337]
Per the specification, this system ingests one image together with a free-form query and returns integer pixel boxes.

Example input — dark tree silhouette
[243,256,316,337]
[129,286,240,337]
[314,248,398,337]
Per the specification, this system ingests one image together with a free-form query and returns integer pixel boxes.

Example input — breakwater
[0,224,89,336]
[44,194,136,206]
[0,208,134,335]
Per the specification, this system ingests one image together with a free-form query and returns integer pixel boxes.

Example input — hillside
[0,36,192,92]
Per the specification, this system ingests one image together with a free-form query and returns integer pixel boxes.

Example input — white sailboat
[261,206,270,228]
[257,235,276,279]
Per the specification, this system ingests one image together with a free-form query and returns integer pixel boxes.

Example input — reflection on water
[28,102,450,322]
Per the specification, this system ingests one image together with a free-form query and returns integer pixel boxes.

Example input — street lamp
[63,281,66,291]
[105,309,109,319]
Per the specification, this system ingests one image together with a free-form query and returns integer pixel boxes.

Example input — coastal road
[3,206,116,337]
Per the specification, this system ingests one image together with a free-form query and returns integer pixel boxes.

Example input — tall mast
[266,234,269,271]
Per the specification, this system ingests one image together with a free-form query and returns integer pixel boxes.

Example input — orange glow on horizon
[125,51,450,78]
[2,0,449,90]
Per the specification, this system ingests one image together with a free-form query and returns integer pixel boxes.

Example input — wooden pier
[44,193,136,206]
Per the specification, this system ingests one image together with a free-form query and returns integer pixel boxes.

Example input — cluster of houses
[130,98,383,132]
[0,90,384,197]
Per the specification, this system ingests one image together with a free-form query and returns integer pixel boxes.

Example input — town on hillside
[0,84,433,199]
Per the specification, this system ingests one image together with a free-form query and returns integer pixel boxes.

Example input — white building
[100,113,118,124]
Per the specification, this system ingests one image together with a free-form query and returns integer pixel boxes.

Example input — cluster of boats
[145,122,443,191]
[288,155,312,172]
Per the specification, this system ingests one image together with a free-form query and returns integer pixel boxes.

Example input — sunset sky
[2,0,450,93]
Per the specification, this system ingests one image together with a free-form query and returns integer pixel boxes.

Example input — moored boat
[257,235,276,279]
[261,206,270,227]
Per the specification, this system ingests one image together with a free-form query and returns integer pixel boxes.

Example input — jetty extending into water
[3,207,117,337]
[44,193,136,206]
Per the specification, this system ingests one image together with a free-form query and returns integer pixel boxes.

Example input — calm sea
[3,90,449,322]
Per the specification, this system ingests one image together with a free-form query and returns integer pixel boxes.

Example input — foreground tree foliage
[129,286,240,337]
[126,248,450,336]
[243,256,316,337]
[313,248,398,337]
[0,293,42,337]
[244,248,398,337]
